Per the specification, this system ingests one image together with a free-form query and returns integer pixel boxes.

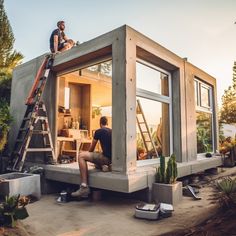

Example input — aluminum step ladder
[136,99,159,158]
[11,54,55,171]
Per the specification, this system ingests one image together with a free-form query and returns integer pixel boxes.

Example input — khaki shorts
[90,152,111,166]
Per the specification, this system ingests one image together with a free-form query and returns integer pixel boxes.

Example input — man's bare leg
[71,152,92,198]
[78,152,93,185]
[59,40,74,52]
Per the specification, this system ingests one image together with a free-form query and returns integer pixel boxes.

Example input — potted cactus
[152,154,182,205]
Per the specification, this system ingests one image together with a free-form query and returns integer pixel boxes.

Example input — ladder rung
[32,130,50,134]
[26,148,53,152]
[19,128,28,132]
[16,139,24,143]
[37,116,48,120]
[23,117,31,121]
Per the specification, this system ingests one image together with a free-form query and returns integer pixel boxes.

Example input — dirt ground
[163,207,236,236]
[1,166,236,236]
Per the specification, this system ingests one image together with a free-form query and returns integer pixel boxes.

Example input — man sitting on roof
[71,116,112,198]
[49,21,75,53]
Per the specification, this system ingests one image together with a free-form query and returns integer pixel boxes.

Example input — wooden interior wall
[69,83,82,122]
[57,70,112,137]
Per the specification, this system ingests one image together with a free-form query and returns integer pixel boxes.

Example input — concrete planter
[0,172,41,199]
[152,181,182,206]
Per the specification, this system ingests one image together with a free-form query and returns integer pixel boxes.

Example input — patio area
[21,165,236,236]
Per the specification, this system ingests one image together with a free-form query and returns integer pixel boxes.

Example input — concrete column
[184,62,197,161]
[125,29,137,172]
[111,26,137,173]
[111,30,127,173]
[172,68,187,162]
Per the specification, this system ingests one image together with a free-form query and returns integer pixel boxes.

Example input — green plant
[0,195,29,227]
[217,177,236,208]
[219,137,236,154]
[166,154,178,184]
[92,107,102,118]
[156,154,178,184]
[0,99,12,151]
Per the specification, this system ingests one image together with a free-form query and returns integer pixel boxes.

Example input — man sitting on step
[71,116,112,198]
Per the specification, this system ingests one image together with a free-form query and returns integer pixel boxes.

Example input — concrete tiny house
[9,25,222,194]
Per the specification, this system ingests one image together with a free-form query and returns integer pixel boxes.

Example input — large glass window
[136,61,171,160]
[57,60,112,158]
[136,62,169,96]
[194,79,213,153]
[196,112,213,153]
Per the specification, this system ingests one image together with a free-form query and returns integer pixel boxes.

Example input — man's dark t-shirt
[94,127,112,159]
[49,29,65,52]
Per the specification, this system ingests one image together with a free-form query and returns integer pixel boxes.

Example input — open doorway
[56,60,112,162]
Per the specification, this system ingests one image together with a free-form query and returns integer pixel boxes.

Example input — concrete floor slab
[38,155,223,193]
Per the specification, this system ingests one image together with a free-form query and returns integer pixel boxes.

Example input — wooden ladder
[11,55,55,171]
[136,99,159,158]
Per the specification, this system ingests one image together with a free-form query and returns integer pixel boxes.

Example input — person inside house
[71,116,112,198]
[49,21,75,53]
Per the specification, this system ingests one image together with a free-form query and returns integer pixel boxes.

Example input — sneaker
[71,186,90,198]
[102,164,112,172]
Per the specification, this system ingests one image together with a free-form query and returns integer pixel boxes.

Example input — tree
[88,60,112,76]
[0,0,23,105]
[0,0,23,76]
[0,0,22,162]
[220,62,236,124]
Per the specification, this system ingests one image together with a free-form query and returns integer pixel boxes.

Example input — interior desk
[57,136,92,162]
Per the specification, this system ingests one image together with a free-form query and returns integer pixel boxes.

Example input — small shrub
[217,177,236,208]
[0,195,29,227]
[0,99,12,151]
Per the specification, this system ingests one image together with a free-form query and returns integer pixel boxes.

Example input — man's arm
[63,34,69,41]
[89,139,98,152]
[53,35,59,53]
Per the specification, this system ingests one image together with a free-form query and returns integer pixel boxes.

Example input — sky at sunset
[4,0,236,105]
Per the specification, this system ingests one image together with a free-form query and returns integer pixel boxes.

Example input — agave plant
[217,177,236,208]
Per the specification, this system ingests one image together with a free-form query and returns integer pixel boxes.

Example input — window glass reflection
[196,111,213,153]
[136,62,169,96]
[136,97,170,160]
[200,86,210,108]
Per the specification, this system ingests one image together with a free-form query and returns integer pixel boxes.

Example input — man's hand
[89,139,98,152]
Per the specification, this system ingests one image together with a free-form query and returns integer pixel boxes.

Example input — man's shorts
[50,43,65,53]
[90,152,111,166]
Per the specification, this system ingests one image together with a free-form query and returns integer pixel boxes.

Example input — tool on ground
[183,185,202,200]
[136,99,159,158]
[135,202,173,220]
[10,54,55,172]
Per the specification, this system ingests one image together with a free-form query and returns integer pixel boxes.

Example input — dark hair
[57,21,65,27]
[100,116,108,126]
